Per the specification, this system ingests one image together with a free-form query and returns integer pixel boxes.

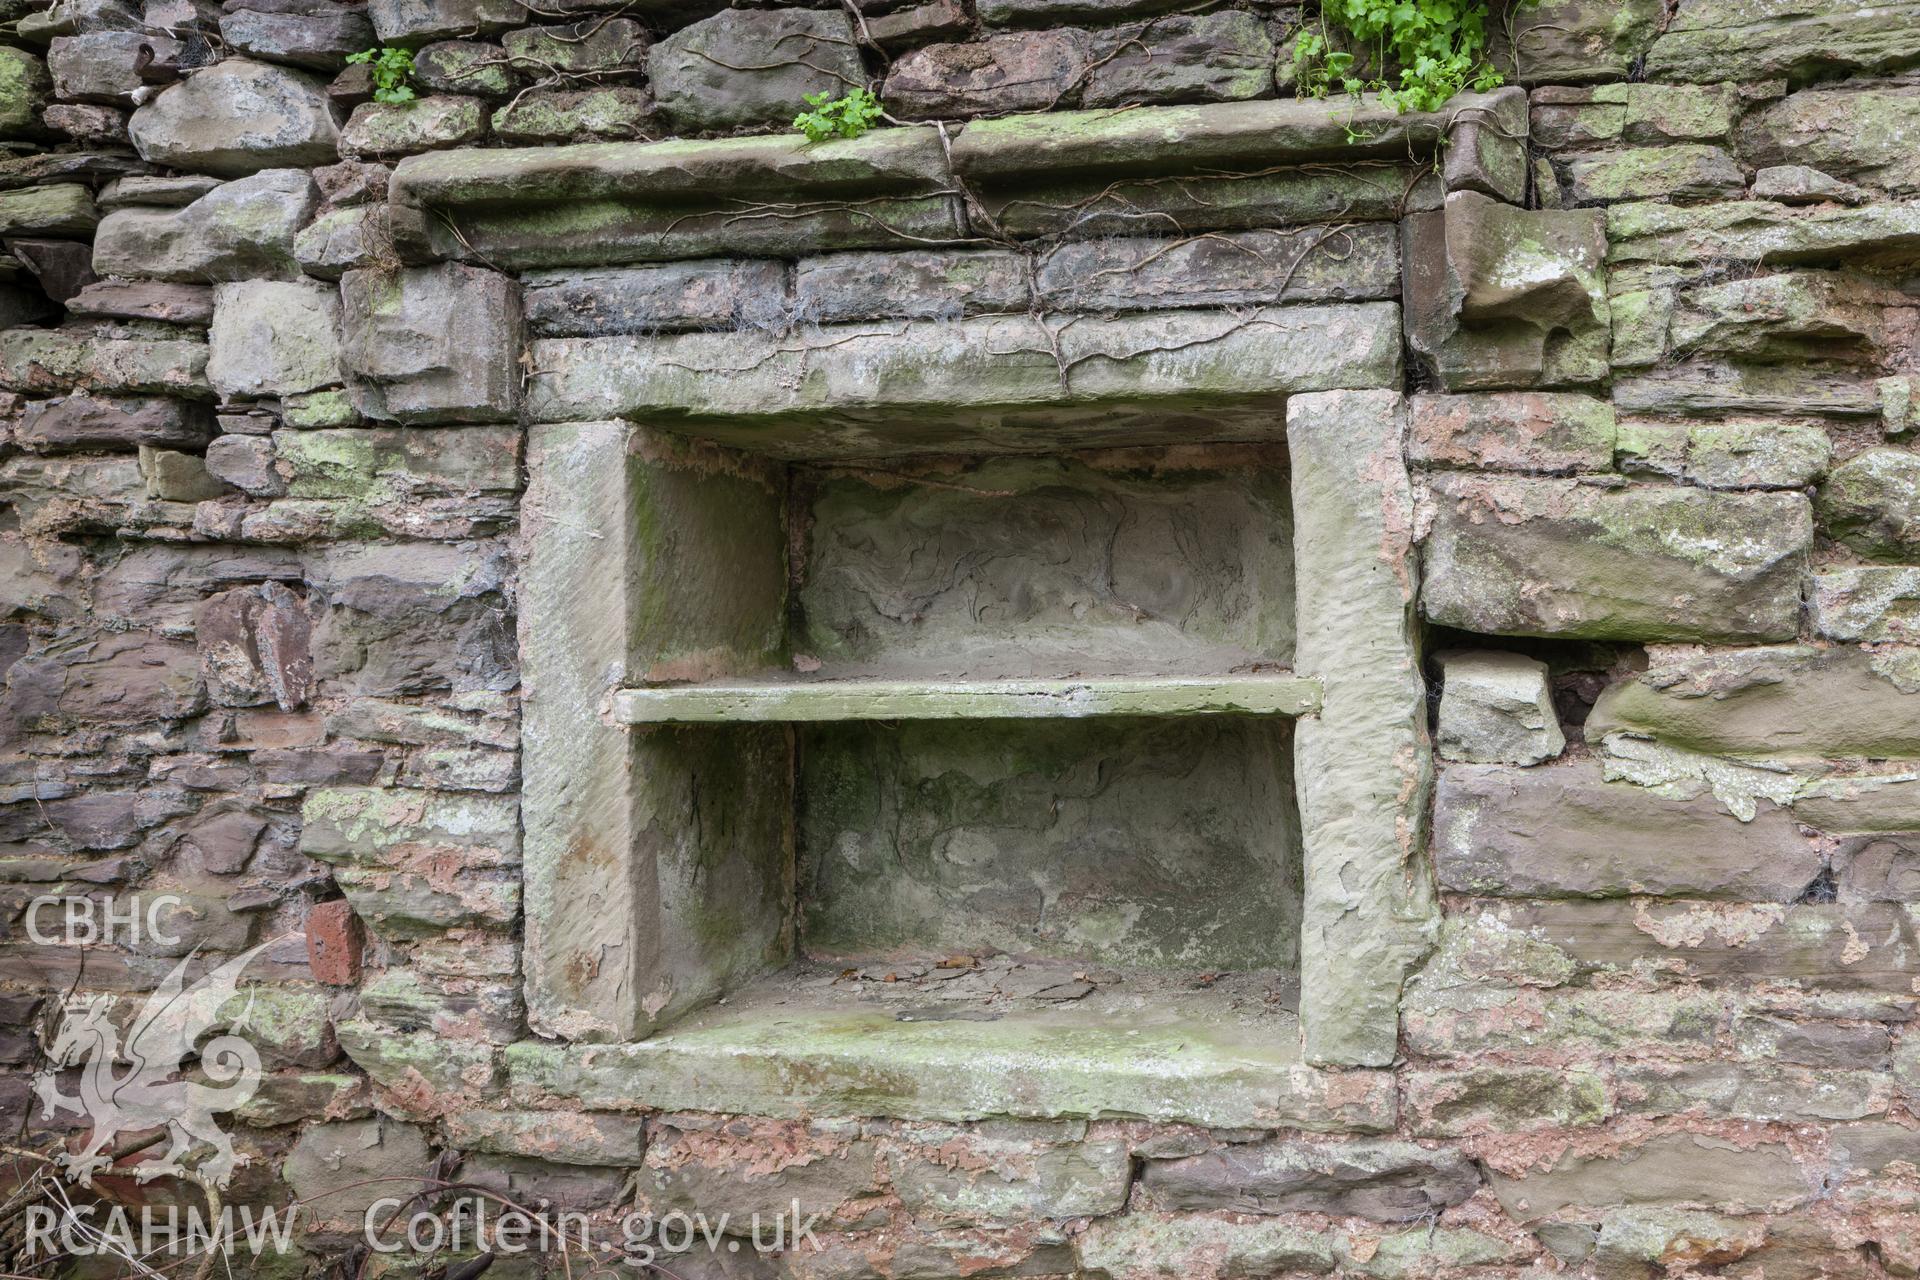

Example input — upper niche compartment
[793,449,1295,681]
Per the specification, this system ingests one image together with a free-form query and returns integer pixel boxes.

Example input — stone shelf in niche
[611,673,1323,723]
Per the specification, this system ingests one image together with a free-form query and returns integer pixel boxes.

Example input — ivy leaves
[346,47,417,106]
[793,88,882,144]
[1294,0,1508,115]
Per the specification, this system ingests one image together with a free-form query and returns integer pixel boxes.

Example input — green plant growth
[346,47,416,105]
[1293,0,1506,114]
[793,88,882,144]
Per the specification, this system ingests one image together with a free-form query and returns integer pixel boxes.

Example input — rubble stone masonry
[2,0,1920,1275]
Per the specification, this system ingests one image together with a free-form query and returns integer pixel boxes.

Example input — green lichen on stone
[1422,475,1812,642]
[345,94,488,157]
[1606,287,1672,367]
[0,46,49,138]
[1565,144,1744,204]
[282,388,363,428]
[337,1018,502,1097]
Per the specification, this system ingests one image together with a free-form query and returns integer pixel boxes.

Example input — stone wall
[2,0,1920,1275]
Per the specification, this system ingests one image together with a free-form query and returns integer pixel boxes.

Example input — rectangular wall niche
[523,385,1430,1122]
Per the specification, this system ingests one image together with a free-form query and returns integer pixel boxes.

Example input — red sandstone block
[306,899,363,986]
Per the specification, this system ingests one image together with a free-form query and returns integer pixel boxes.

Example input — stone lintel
[526,303,1404,458]
[1287,389,1436,1068]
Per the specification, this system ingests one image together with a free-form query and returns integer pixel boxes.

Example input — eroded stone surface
[1404,191,1609,390]
[1421,474,1811,642]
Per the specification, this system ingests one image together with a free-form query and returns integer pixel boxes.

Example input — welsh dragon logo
[32,944,271,1189]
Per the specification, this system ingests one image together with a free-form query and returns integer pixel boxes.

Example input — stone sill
[612,674,1323,724]
[505,962,1395,1132]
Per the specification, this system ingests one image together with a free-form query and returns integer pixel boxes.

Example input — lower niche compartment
[611,713,1307,1123]
[797,716,1301,974]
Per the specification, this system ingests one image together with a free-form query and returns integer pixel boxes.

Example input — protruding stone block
[127,59,341,177]
[1403,191,1609,390]
[1421,474,1811,642]
[1587,645,1920,762]
[339,262,521,424]
[1440,86,1529,203]
[0,183,97,236]
[1435,650,1563,765]
[0,46,51,139]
